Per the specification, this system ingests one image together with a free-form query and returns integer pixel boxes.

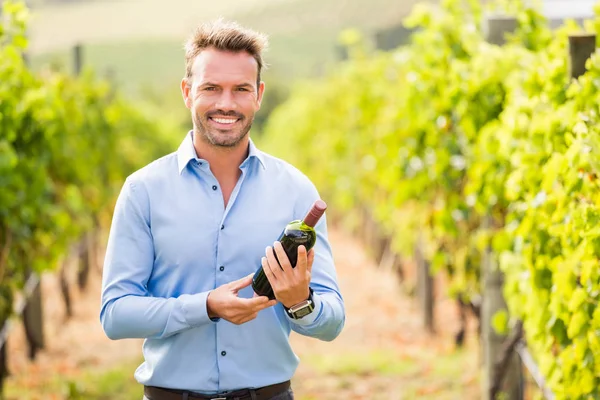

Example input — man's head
[181,19,268,148]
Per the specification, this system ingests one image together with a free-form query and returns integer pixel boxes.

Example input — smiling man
[99,19,345,400]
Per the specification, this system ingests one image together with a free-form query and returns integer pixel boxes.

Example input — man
[100,19,345,400]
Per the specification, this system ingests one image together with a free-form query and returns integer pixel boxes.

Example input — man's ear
[181,78,192,109]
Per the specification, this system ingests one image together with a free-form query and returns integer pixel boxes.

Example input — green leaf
[492,310,509,336]
[568,288,588,312]
[567,311,588,339]
[492,231,512,252]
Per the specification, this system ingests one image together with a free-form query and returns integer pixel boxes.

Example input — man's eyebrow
[197,82,254,88]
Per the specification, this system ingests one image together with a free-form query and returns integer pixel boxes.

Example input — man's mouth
[209,116,240,126]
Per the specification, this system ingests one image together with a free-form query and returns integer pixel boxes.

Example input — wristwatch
[285,288,315,319]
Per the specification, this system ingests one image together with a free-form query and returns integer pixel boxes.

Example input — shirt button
[221,351,227,356]
[221,224,224,230]
[219,266,225,271]
[212,185,217,191]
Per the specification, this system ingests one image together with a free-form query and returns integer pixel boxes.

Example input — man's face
[181,48,264,148]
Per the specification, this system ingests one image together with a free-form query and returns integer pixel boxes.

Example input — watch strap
[285,288,315,319]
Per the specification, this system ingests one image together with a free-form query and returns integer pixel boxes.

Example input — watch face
[295,307,312,318]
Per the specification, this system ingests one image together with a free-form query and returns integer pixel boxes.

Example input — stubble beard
[193,110,254,148]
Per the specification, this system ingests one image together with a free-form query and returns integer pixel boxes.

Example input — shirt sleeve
[286,185,346,341]
[100,177,216,340]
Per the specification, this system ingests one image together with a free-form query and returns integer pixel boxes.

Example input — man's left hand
[261,242,315,309]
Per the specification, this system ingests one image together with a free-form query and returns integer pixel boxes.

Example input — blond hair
[184,19,269,88]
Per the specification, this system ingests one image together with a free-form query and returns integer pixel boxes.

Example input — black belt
[144,380,290,400]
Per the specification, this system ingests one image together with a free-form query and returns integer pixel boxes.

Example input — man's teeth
[212,117,237,124]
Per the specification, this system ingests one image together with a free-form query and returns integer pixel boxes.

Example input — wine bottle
[252,199,327,300]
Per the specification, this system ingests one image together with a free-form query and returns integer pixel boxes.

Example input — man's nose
[215,90,237,111]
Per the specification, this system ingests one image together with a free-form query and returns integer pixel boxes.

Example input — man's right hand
[206,273,277,325]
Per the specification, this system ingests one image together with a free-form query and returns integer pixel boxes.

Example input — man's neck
[192,132,249,180]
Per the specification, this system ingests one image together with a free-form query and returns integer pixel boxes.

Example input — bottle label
[289,236,308,244]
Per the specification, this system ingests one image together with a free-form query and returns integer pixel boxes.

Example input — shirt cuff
[179,291,219,327]
[287,292,323,326]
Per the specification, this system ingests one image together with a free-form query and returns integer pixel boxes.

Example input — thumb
[229,273,254,291]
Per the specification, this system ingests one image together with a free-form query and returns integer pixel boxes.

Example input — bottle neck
[303,200,327,227]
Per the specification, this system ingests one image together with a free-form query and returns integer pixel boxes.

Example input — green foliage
[260,0,600,397]
[0,1,176,325]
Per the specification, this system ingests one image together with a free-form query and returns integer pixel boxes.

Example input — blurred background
[2,0,600,399]
[23,0,435,136]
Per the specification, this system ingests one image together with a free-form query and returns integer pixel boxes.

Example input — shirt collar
[245,137,267,170]
[177,130,266,174]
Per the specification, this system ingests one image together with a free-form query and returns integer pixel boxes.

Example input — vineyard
[0,0,178,394]
[259,0,600,398]
[3,0,600,398]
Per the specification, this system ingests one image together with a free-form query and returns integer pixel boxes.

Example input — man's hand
[261,242,315,309]
[207,273,277,325]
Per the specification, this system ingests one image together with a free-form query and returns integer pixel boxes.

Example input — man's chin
[195,122,252,148]
[207,131,247,148]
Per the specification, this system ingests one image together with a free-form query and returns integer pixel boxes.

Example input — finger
[252,299,278,313]
[240,295,271,308]
[295,245,307,276]
[307,248,315,275]
[265,246,284,281]
[262,256,278,288]
[239,297,277,313]
[229,273,254,291]
[273,241,293,275]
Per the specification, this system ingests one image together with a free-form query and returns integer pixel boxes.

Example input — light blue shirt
[100,131,345,393]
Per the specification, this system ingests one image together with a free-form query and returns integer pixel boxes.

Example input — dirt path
[5,241,144,393]
[5,228,480,400]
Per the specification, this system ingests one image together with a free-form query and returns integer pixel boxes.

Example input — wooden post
[415,234,434,334]
[374,24,415,51]
[392,252,404,282]
[0,229,11,397]
[370,223,387,265]
[0,339,6,395]
[335,44,349,61]
[568,33,596,79]
[482,18,523,396]
[78,234,91,290]
[481,216,522,400]
[105,66,117,101]
[515,341,555,400]
[375,233,390,266]
[0,313,9,398]
[484,14,518,46]
[73,43,83,76]
[60,259,73,318]
[22,273,44,360]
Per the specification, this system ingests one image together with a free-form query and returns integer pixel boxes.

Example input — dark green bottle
[252,200,327,299]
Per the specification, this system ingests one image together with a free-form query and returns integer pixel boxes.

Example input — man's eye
[204,87,216,91]
[237,87,248,91]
